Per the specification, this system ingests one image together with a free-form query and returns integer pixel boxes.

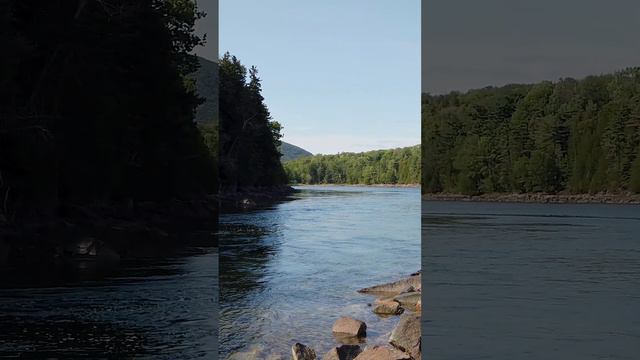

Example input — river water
[422,201,640,360]
[219,186,420,359]
[0,241,218,359]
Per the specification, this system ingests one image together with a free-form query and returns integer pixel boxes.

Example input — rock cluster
[290,272,422,360]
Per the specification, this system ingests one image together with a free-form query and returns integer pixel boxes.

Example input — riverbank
[292,183,421,188]
[0,197,218,272]
[218,185,296,211]
[422,192,640,204]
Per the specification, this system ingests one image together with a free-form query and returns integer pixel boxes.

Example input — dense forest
[0,0,216,224]
[285,146,420,185]
[218,52,288,192]
[422,68,640,195]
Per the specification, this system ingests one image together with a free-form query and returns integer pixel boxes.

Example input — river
[219,185,420,359]
[0,240,218,359]
[422,200,640,360]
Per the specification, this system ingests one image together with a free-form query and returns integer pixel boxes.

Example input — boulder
[322,345,362,360]
[372,299,403,315]
[292,343,316,360]
[389,314,421,360]
[415,299,421,312]
[358,274,421,295]
[392,292,421,308]
[353,346,410,360]
[332,316,366,338]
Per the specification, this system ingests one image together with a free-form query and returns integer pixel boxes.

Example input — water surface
[422,201,640,360]
[219,185,420,358]
[0,241,218,359]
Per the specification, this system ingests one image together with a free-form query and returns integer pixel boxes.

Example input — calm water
[219,186,420,358]
[0,242,218,359]
[422,201,640,360]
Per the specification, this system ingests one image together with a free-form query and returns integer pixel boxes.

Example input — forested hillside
[280,142,313,162]
[218,52,288,192]
[285,146,420,185]
[422,68,640,195]
[0,0,216,223]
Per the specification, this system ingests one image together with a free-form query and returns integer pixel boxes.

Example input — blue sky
[219,0,420,155]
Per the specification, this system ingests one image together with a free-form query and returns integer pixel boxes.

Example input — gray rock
[353,346,410,360]
[322,345,362,360]
[372,299,404,315]
[358,274,421,295]
[292,343,316,360]
[332,316,367,338]
[389,314,421,360]
[392,292,421,308]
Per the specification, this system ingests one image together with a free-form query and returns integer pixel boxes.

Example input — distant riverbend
[219,185,420,358]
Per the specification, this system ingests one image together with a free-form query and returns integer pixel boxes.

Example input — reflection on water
[422,201,640,360]
[0,236,218,359]
[219,186,420,358]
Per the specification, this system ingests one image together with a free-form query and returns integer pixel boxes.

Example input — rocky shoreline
[423,192,640,204]
[229,272,422,360]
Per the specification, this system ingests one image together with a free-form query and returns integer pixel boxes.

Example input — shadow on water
[0,231,218,359]
[219,223,277,302]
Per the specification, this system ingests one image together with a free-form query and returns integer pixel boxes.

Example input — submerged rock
[372,299,403,315]
[389,314,421,360]
[332,316,367,338]
[353,346,410,360]
[322,344,362,360]
[292,343,316,360]
[358,274,421,295]
[227,345,264,360]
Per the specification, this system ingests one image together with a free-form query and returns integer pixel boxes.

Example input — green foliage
[218,53,287,191]
[422,68,640,194]
[284,146,420,185]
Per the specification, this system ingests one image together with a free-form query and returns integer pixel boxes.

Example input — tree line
[285,146,420,185]
[422,68,640,195]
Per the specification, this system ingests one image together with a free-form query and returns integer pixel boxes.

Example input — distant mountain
[280,142,313,162]
[192,56,218,123]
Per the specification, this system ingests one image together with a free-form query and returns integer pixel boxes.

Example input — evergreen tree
[422,68,640,194]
